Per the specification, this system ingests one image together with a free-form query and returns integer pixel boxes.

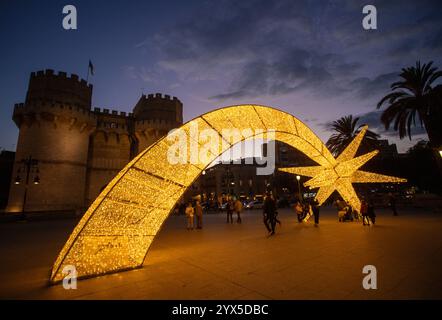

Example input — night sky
[1,0,441,152]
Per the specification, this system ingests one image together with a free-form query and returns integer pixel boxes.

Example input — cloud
[142,0,442,103]
[358,110,428,138]
[122,65,162,83]
[209,51,359,100]
[318,110,427,140]
[350,72,398,99]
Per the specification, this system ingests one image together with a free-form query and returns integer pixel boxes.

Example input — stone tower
[133,93,183,152]
[85,108,134,205]
[7,70,95,212]
[84,94,182,206]
[7,69,184,213]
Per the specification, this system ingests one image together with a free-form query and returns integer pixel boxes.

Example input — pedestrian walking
[263,193,277,235]
[312,199,320,226]
[185,201,194,230]
[195,200,203,229]
[234,198,243,223]
[274,210,282,226]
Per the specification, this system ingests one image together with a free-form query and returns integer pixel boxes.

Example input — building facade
[7,69,182,213]
[184,142,315,204]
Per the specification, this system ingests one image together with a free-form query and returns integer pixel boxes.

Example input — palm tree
[326,115,380,156]
[377,61,442,148]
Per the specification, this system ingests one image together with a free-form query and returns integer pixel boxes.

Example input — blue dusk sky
[0,0,441,153]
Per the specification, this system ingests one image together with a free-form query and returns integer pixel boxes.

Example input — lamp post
[296,175,302,203]
[201,170,206,202]
[14,155,40,219]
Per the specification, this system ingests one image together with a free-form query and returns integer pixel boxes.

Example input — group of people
[182,197,244,230]
[182,192,399,233]
[294,199,320,225]
[184,200,203,230]
[263,194,320,236]
[360,199,376,226]
[335,193,399,226]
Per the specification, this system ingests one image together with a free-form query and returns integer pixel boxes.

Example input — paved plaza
[0,207,441,299]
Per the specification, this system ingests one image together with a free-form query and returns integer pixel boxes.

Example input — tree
[405,140,441,193]
[326,115,379,156]
[377,61,442,148]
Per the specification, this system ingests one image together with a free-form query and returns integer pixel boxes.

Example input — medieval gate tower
[7,69,183,213]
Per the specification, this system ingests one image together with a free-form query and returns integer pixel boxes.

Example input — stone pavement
[0,207,441,299]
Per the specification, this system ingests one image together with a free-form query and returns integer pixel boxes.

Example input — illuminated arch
[50,105,404,282]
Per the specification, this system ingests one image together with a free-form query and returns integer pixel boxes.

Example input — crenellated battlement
[14,98,94,116]
[13,98,97,129]
[30,69,92,87]
[144,93,180,101]
[133,93,183,124]
[26,69,92,111]
[92,107,133,118]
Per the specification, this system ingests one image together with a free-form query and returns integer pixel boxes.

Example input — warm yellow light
[49,105,406,283]
[279,126,406,212]
[296,175,300,181]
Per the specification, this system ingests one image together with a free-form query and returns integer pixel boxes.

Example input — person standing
[226,198,234,224]
[217,196,223,212]
[185,201,194,230]
[388,193,398,216]
[263,193,277,235]
[195,200,203,229]
[335,199,346,222]
[361,199,370,226]
[312,199,320,226]
[234,198,243,223]
[294,201,303,223]
[368,200,376,225]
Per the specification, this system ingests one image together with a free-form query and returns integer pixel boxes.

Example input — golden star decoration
[279,126,407,212]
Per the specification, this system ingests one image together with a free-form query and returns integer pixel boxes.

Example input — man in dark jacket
[263,193,277,235]
[312,199,320,226]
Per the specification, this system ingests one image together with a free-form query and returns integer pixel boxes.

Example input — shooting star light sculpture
[279,126,407,212]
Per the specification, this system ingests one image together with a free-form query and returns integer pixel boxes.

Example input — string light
[279,126,406,213]
[50,105,406,283]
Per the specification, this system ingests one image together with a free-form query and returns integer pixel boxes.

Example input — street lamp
[296,175,302,203]
[14,156,40,219]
